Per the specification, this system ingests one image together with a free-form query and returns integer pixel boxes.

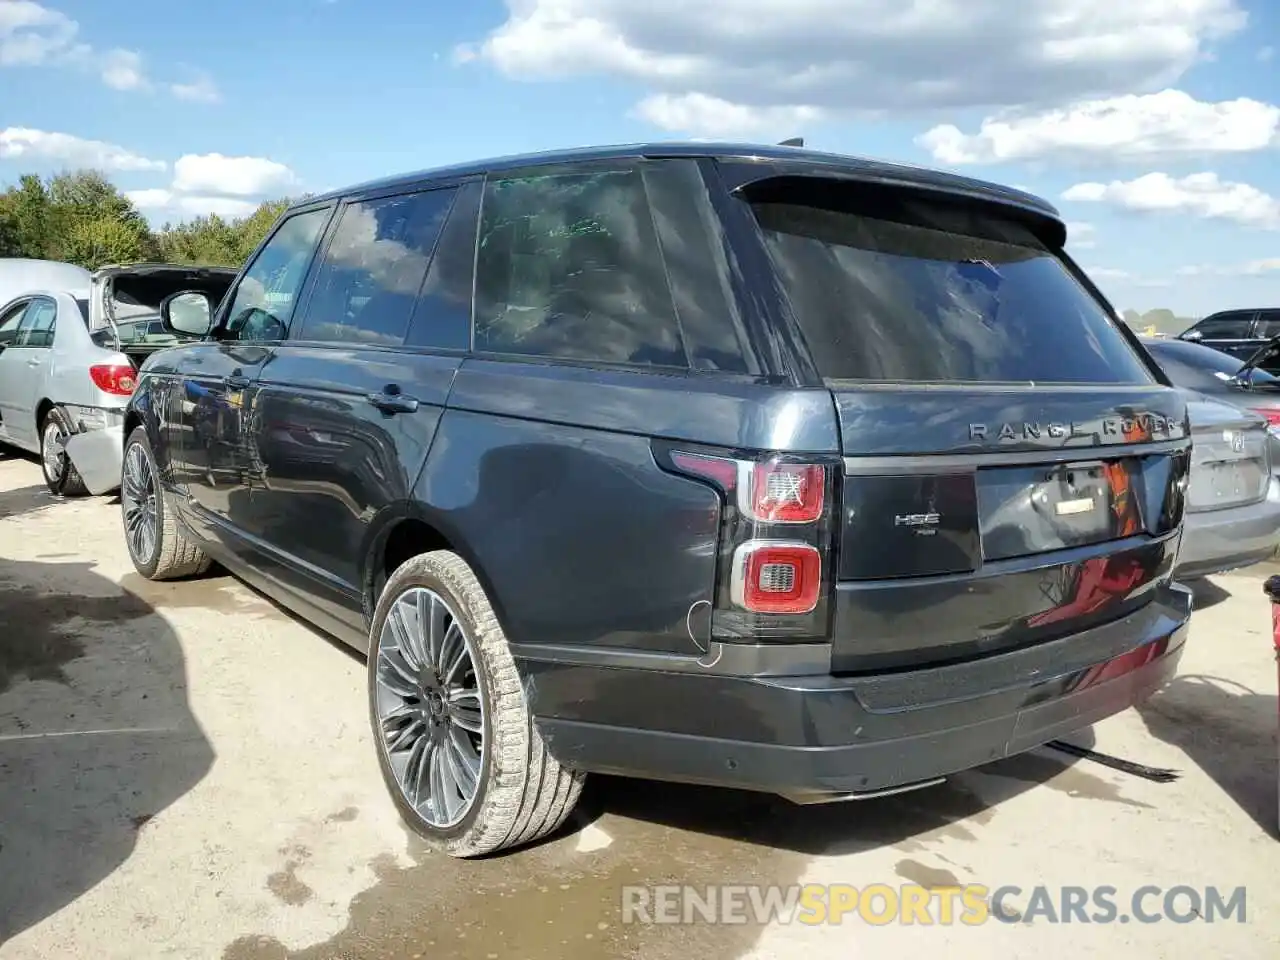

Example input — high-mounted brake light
[89,363,136,396]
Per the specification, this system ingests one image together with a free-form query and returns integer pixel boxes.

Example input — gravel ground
[0,451,1276,960]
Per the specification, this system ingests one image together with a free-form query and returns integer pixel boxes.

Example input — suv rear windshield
[747,179,1154,385]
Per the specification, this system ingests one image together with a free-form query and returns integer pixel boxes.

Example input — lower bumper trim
[531,623,1188,797]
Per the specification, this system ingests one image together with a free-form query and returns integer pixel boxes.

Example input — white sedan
[0,262,236,496]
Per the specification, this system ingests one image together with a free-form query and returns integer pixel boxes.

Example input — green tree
[1,166,296,271]
[60,216,154,270]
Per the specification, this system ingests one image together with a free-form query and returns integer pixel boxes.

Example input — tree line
[0,168,294,271]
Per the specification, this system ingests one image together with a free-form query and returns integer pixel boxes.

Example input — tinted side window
[750,183,1153,384]
[405,181,481,352]
[0,301,28,346]
[642,161,754,374]
[1193,314,1253,338]
[1256,311,1280,338]
[300,188,456,346]
[19,298,56,347]
[474,166,687,367]
[222,207,331,343]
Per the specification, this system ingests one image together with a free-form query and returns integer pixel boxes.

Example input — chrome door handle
[367,392,419,414]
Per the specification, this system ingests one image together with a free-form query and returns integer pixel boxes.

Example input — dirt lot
[0,451,1277,959]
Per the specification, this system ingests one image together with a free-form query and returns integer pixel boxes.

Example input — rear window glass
[748,183,1154,384]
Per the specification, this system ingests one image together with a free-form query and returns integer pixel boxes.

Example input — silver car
[1176,387,1280,579]
[0,262,236,496]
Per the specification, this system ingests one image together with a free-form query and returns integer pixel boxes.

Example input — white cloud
[0,0,76,66]
[1085,267,1133,281]
[100,47,146,90]
[1063,172,1280,229]
[1177,259,1280,277]
[462,0,1247,127]
[0,127,166,172]
[0,1,217,97]
[1260,46,1275,62]
[633,92,823,137]
[171,154,298,197]
[1065,221,1096,249]
[126,153,299,222]
[918,89,1279,165]
[126,187,263,220]
[171,73,221,103]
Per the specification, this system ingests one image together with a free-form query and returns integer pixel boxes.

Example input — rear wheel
[122,426,211,580]
[40,407,87,497]
[368,550,585,857]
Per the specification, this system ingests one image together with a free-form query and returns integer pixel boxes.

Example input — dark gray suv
[120,142,1194,857]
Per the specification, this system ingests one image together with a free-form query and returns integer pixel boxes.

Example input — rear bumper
[63,424,124,496]
[520,582,1192,798]
[1178,486,1280,579]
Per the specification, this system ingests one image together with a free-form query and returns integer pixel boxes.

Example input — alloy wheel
[373,587,486,829]
[122,442,158,564]
[41,419,67,484]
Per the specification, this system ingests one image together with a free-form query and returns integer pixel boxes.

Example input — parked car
[1177,307,1280,369]
[0,263,236,495]
[1140,334,1280,457]
[0,258,92,308]
[121,141,1194,857]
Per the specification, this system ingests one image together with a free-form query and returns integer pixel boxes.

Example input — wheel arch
[361,503,514,641]
[35,397,55,434]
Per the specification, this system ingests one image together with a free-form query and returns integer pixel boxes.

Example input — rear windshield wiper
[1233,334,1280,386]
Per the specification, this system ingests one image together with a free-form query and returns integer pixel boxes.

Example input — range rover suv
[120,142,1194,857]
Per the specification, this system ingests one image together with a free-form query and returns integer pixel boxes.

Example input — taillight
[731,541,822,614]
[1251,408,1280,430]
[660,445,838,640]
[89,363,136,396]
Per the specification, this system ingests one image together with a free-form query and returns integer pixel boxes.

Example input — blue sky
[1,0,1277,317]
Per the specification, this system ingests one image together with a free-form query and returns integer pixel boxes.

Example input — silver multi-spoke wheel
[121,426,210,581]
[122,441,158,564]
[374,586,485,829]
[41,419,68,484]
[368,551,585,856]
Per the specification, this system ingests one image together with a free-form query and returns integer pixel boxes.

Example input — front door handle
[367,391,419,414]
[224,374,251,390]
[26,358,41,367]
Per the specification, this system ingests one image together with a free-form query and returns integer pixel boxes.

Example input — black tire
[40,406,88,497]
[122,425,212,580]
[367,550,585,858]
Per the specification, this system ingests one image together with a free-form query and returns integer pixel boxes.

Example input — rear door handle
[224,374,251,389]
[367,391,419,414]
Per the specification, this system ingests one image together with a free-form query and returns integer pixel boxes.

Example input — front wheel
[368,550,584,857]
[40,407,87,497]
[122,426,211,580]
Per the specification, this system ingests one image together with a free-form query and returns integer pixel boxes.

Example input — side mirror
[1182,330,1203,342]
[160,291,215,337]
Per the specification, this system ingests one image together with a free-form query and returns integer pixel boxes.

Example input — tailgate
[739,176,1191,673]
[829,386,1189,672]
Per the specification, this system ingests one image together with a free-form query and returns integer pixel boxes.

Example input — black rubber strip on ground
[1045,739,1182,783]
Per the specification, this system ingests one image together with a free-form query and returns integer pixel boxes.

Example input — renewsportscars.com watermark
[620,884,1248,926]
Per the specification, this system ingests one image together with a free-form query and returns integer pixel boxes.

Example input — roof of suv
[305,141,1061,222]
